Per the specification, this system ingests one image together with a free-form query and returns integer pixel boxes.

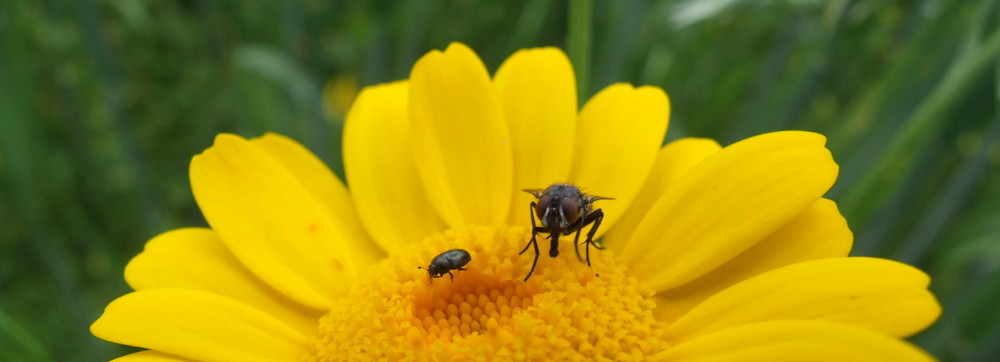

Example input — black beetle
[417,249,472,284]
[519,183,611,281]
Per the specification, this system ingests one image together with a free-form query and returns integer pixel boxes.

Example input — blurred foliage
[1,0,998,361]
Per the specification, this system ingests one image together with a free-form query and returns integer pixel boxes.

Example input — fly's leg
[520,201,544,281]
[524,238,541,282]
[519,202,539,254]
[549,233,560,258]
[581,209,605,269]
[573,217,585,262]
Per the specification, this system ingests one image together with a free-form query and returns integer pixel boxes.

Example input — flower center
[309,225,668,360]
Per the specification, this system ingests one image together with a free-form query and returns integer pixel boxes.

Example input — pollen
[309,225,668,360]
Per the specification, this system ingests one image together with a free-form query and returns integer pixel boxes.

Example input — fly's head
[525,183,608,233]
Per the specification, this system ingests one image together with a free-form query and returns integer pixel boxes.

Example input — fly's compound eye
[560,197,580,224]
[535,195,551,219]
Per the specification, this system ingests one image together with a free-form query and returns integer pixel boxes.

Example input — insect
[417,249,472,284]
[519,183,612,281]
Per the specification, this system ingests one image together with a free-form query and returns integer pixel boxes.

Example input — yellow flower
[92,43,941,361]
[321,74,360,121]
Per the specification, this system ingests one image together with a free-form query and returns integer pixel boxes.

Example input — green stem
[568,0,592,101]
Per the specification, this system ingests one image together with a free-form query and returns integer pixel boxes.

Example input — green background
[2,1,999,360]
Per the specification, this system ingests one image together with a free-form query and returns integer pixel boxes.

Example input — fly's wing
[575,185,613,203]
[522,189,546,199]
[583,194,614,203]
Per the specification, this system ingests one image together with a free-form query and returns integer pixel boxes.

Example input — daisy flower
[92,43,941,361]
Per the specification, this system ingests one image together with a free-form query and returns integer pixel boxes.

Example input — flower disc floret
[310,225,667,360]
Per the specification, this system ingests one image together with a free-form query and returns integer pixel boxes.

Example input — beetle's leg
[521,201,542,281]
[457,267,467,271]
[417,266,431,284]
[448,271,455,281]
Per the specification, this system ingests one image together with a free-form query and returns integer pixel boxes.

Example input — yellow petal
[91,289,306,362]
[320,74,359,119]
[666,257,942,343]
[409,42,513,226]
[568,83,670,236]
[112,351,193,362]
[250,133,384,265]
[493,47,577,225]
[653,198,852,323]
[622,131,838,291]
[343,82,447,252]
[124,228,319,335]
[190,134,357,309]
[658,320,934,362]
[604,138,720,252]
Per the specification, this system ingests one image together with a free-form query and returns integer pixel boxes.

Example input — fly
[519,183,611,281]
